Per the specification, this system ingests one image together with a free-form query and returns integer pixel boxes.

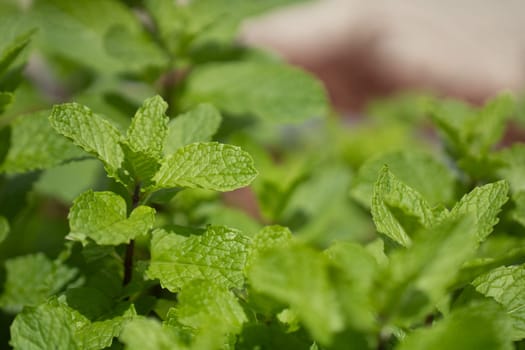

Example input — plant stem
[123,183,141,286]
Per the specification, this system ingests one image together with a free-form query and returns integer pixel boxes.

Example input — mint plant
[2,0,525,349]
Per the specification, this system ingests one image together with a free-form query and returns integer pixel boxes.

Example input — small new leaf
[49,103,124,180]
[152,142,257,192]
[147,226,250,291]
[68,190,155,246]
[371,166,435,246]
[447,180,509,241]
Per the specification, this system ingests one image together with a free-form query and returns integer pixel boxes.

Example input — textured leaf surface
[495,144,525,193]
[351,150,456,208]
[181,62,328,122]
[473,265,525,340]
[0,216,9,244]
[68,190,155,245]
[398,300,513,350]
[147,226,250,291]
[126,95,168,157]
[448,180,509,241]
[175,279,246,335]
[120,318,182,350]
[153,142,257,192]
[49,103,124,178]
[10,298,136,350]
[247,225,292,268]
[371,166,435,246]
[248,244,344,345]
[0,253,77,313]
[164,104,222,154]
[2,110,84,173]
[10,298,84,350]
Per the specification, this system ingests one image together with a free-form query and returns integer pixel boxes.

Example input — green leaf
[397,300,513,350]
[164,104,222,154]
[0,216,9,244]
[495,144,525,193]
[429,93,515,157]
[380,216,479,324]
[513,191,525,227]
[10,297,136,350]
[0,253,77,313]
[10,298,85,350]
[67,190,155,245]
[152,142,257,192]
[172,279,247,348]
[247,225,292,268]
[2,110,85,173]
[180,62,328,122]
[0,91,13,114]
[371,166,435,247]
[120,318,182,350]
[473,265,525,340]
[147,226,250,291]
[447,180,509,241]
[49,103,125,180]
[351,150,456,208]
[325,242,378,331]
[248,244,344,345]
[126,95,168,157]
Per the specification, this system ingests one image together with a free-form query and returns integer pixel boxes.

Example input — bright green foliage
[446,180,509,241]
[379,216,479,324]
[371,166,435,246]
[2,110,84,173]
[351,150,457,208]
[0,216,9,243]
[147,226,250,291]
[397,300,513,350]
[473,265,525,340]
[0,253,77,313]
[68,190,155,245]
[152,142,257,192]
[429,93,515,157]
[248,244,344,345]
[181,62,329,122]
[3,1,525,349]
[120,318,184,350]
[49,103,125,180]
[172,279,247,348]
[10,297,136,350]
[164,104,222,154]
[126,95,168,157]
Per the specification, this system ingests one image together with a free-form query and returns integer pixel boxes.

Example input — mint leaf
[147,226,250,291]
[495,144,525,192]
[0,28,35,77]
[473,265,525,340]
[164,104,222,154]
[126,95,168,157]
[0,216,9,244]
[351,150,456,208]
[512,191,525,227]
[0,92,13,114]
[171,279,247,348]
[10,298,86,350]
[67,190,155,245]
[325,242,377,331]
[380,216,478,324]
[181,62,328,122]
[120,318,182,350]
[248,244,344,345]
[49,103,125,181]
[2,110,85,173]
[429,93,514,157]
[397,300,513,350]
[447,180,509,241]
[0,253,78,313]
[371,166,435,247]
[10,297,136,350]
[152,142,257,192]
